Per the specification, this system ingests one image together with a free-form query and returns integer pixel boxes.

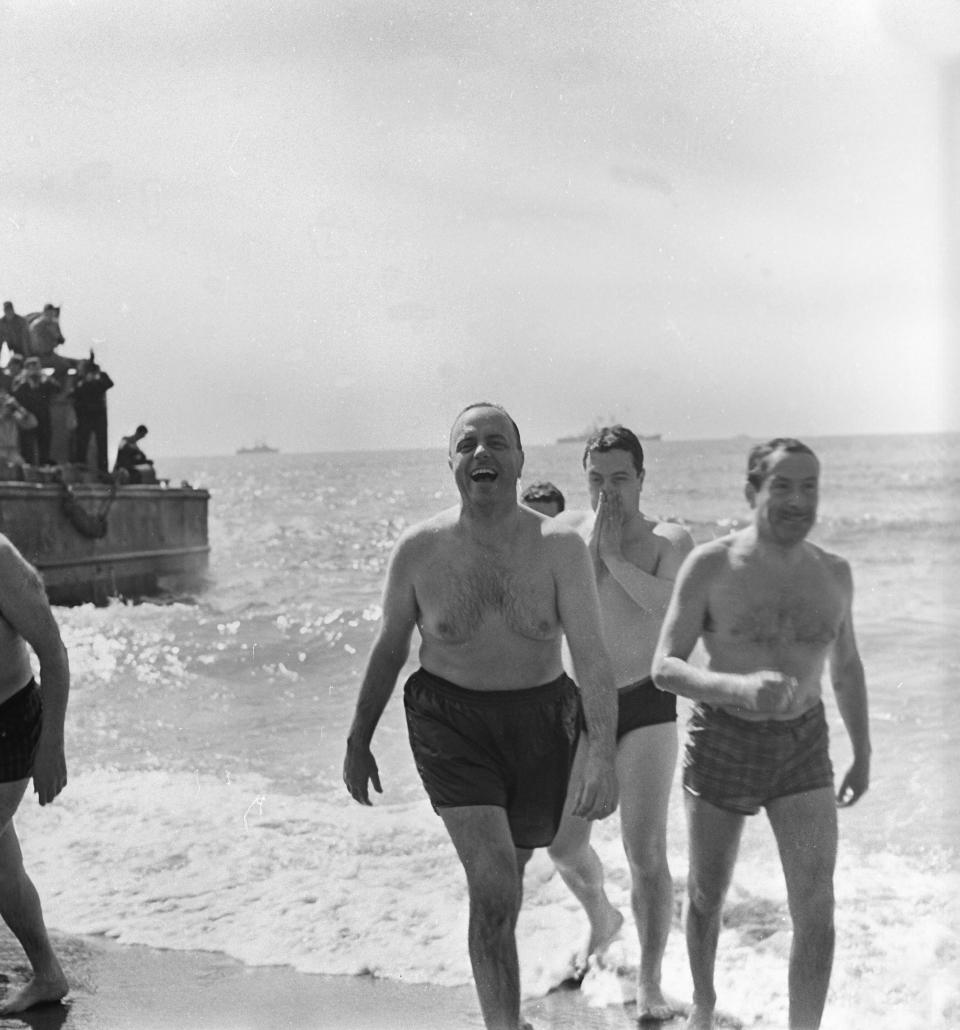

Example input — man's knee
[686,871,728,918]
[622,831,669,881]
[790,881,835,937]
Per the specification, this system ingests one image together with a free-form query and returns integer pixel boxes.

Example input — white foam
[13,767,959,1029]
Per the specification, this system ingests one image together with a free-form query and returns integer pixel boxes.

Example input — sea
[14,432,960,1030]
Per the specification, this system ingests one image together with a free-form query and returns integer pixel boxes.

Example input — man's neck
[459,500,520,545]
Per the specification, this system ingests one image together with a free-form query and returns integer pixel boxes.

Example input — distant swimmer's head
[582,425,645,512]
[746,438,820,544]
[521,481,565,517]
[449,402,524,503]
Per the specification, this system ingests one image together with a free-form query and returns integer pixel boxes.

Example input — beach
[4,434,957,1029]
[0,931,482,1030]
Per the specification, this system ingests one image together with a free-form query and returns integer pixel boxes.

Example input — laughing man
[343,402,618,1030]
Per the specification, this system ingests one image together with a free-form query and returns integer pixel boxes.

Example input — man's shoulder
[396,507,459,549]
[554,508,592,531]
[652,517,695,548]
[803,541,853,583]
[684,534,738,575]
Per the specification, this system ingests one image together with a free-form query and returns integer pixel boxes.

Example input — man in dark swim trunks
[0,533,70,1014]
[343,402,618,1030]
[547,425,693,1019]
[653,438,871,1030]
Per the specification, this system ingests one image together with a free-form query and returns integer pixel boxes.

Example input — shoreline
[0,931,481,1030]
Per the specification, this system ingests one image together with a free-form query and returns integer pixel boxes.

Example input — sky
[1,0,957,457]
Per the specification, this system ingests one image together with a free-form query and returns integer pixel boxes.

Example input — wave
[16,766,960,1030]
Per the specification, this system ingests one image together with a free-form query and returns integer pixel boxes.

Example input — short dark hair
[451,402,522,451]
[582,425,644,475]
[521,481,565,512]
[136,424,148,435]
[746,438,818,489]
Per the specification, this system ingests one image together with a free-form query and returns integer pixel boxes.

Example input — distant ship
[557,421,662,444]
[236,442,279,455]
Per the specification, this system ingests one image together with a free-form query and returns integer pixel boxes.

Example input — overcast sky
[1,0,956,456]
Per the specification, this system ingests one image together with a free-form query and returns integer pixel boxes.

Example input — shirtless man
[547,425,693,1019]
[0,536,70,1014]
[652,438,870,1030]
[343,402,618,1030]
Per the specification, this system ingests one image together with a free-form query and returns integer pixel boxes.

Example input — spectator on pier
[0,303,32,360]
[71,359,114,472]
[14,358,60,466]
[0,388,36,471]
[114,425,155,484]
[25,306,65,366]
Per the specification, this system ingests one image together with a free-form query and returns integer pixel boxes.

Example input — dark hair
[451,402,522,451]
[746,438,818,489]
[582,424,644,475]
[136,424,148,435]
[521,481,565,512]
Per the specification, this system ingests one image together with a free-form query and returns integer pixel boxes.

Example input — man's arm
[598,498,693,615]
[343,534,419,805]
[553,530,619,820]
[0,540,69,805]
[652,544,799,714]
[829,560,870,807]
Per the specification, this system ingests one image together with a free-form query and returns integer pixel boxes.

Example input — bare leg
[617,723,677,1019]
[0,781,68,1015]
[766,789,837,1030]
[441,805,531,1030]
[547,738,623,973]
[683,793,745,1030]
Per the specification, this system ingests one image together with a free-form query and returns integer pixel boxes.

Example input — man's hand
[570,747,619,821]
[836,754,870,807]
[31,733,67,806]
[343,738,383,805]
[596,490,626,562]
[736,670,800,714]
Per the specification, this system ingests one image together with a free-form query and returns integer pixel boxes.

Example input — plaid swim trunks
[683,700,834,815]
[0,680,43,783]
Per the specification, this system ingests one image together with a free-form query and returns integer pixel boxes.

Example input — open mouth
[470,468,498,482]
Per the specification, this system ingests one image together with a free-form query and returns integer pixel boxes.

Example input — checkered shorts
[0,680,43,783]
[683,701,833,815]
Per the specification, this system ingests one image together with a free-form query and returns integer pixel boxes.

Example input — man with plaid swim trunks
[653,439,871,1030]
[0,534,70,1014]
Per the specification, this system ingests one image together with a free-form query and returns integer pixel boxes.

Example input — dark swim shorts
[616,676,677,740]
[403,668,581,849]
[683,701,834,815]
[0,680,43,783]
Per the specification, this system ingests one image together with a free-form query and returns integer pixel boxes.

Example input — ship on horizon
[236,441,279,455]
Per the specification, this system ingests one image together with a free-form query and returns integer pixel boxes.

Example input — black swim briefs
[403,668,581,849]
[616,676,677,740]
[0,680,43,783]
[683,701,834,815]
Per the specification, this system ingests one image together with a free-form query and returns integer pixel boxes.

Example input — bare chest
[417,553,558,643]
[708,566,843,652]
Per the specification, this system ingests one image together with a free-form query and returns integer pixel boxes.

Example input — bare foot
[572,906,625,978]
[637,979,676,1022]
[684,1003,715,1030]
[0,973,69,1015]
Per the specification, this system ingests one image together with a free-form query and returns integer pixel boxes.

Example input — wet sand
[0,931,480,1030]
[0,931,681,1030]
